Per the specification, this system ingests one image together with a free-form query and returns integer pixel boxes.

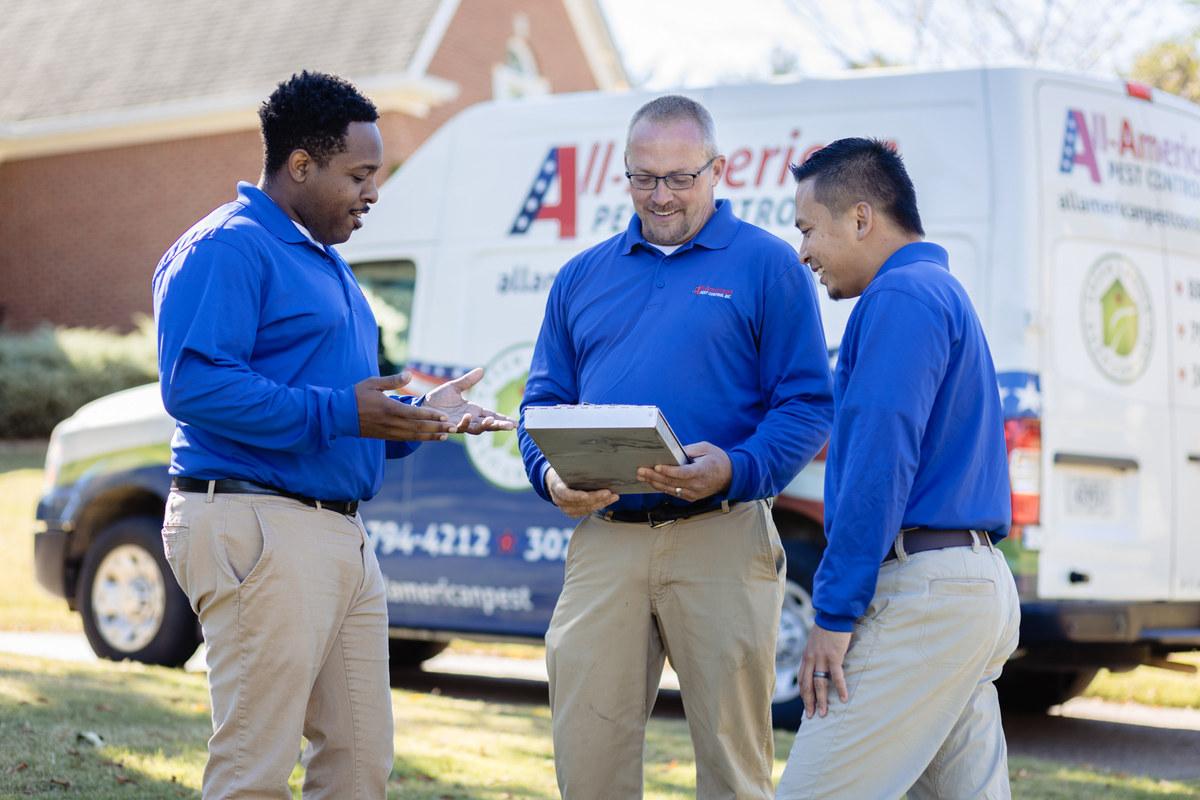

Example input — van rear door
[1036,79,1174,600]
[1154,96,1200,601]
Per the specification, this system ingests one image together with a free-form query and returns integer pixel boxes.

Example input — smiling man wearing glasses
[518,96,834,799]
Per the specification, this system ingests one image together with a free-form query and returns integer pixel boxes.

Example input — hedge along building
[0,0,627,331]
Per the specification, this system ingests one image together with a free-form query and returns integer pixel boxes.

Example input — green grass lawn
[0,440,81,632]
[0,653,1196,800]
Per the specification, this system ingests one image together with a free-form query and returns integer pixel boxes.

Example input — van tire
[76,516,200,667]
[996,667,1099,712]
[770,527,824,731]
[388,638,449,676]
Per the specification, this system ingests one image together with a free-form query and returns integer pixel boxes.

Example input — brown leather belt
[171,477,360,516]
[883,529,983,563]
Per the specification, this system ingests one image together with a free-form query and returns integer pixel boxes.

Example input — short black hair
[790,138,924,236]
[259,71,379,175]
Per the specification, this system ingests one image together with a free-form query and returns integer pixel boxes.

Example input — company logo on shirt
[465,343,536,491]
[1080,253,1153,384]
[694,284,734,299]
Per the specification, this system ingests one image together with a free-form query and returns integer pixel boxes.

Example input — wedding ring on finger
[812,671,832,680]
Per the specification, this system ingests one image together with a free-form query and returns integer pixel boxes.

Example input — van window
[355,260,416,374]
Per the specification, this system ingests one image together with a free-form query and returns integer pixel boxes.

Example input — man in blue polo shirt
[776,138,1021,799]
[153,72,511,800]
[518,96,833,799]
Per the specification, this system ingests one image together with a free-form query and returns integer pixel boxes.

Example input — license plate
[1063,474,1115,517]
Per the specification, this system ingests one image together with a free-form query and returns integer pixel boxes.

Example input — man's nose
[650,179,673,204]
[363,178,379,205]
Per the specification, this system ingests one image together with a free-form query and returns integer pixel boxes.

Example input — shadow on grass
[1005,709,1200,782]
[0,659,208,798]
[390,666,686,720]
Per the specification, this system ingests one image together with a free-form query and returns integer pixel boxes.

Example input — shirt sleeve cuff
[331,385,360,437]
[725,449,751,500]
[814,609,857,633]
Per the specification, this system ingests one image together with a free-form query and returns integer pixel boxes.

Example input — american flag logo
[509,146,577,239]
[1060,109,1101,183]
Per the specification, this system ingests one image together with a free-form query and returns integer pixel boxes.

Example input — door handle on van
[1053,452,1139,471]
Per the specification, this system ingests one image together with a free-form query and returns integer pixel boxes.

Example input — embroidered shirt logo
[694,285,734,299]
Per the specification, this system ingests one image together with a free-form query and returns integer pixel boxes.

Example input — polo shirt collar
[621,198,740,255]
[872,241,949,282]
[237,181,309,245]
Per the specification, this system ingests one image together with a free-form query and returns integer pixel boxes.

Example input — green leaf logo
[1100,279,1138,357]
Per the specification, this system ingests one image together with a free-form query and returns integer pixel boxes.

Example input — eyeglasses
[625,156,717,191]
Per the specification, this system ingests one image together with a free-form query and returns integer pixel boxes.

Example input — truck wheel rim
[91,544,166,653]
[774,579,816,705]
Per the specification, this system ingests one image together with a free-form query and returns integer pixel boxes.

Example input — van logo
[694,285,733,299]
[510,146,577,239]
[1080,253,1153,384]
[465,343,537,491]
[1060,109,1101,184]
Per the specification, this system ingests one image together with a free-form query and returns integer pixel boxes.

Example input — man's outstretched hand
[424,367,517,434]
[356,372,453,441]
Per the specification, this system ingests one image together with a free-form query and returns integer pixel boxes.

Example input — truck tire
[771,573,818,730]
[76,516,200,667]
[996,667,1099,712]
[388,638,450,679]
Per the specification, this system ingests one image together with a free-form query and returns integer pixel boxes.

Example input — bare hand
[545,467,618,519]
[636,441,731,502]
[424,367,517,435]
[800,624,852,718]
[356,373,454,442]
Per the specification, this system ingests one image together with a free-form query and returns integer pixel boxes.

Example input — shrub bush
[0,317,158,439]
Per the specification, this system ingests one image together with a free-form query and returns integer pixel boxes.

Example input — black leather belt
[170,477,360,516]
[883,529,983,563]
[600,500,737,527]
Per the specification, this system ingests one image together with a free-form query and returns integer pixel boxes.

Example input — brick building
[0,0,626,330]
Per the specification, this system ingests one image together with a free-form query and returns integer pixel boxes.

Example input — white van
[36,66,1200,723]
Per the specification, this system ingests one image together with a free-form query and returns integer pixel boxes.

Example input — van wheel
[76,516,199,667]
[388,638,449,676]
[996,667,1099,712]
[771,576,817,730]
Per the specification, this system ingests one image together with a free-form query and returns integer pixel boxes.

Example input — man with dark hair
[153,71,512,799]
[776,138,1020,799]
[518,95,833,799]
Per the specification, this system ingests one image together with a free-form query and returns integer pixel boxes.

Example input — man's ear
[286,149,312,183]
[855,201,873,241]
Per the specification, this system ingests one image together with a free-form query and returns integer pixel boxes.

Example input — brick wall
[0,0,599,331]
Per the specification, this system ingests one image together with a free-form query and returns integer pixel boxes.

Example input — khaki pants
[162,489,393,800]
[546,500,786,800]
[776,533,1021,800]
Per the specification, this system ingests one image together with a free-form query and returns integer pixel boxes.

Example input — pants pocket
[753,501,785,580]
[161,525,190,594]
[919,579,997,667]
[216,502,273,585]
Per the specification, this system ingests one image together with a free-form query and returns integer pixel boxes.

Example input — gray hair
[625,95,718,159]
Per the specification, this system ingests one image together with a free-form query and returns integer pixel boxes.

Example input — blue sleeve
[518,274,579,503]
[154,239,360,454]
[384,395,421,459]
[813,291,950,631]
[725,263,834,500]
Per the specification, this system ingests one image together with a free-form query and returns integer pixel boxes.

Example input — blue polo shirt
[152,182,415,502]
[518,200,834,511]
[814,242,1011,632]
